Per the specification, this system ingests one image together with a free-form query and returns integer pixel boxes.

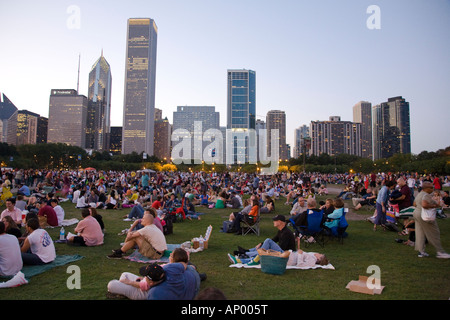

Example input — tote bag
[421,207,436,221]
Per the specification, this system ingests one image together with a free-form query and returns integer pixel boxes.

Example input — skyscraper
[353,101,372,159]
[122,18,158,155]
[86,52,112,151]
[227,69,256,163]
[154,108,171,161]
[109,126,122,155]
[0,93,18,143]
[13,110,40,145]
[266,110,287,160]
[47,89,88,147]
[172,106,220,163]
[372,96,411,160]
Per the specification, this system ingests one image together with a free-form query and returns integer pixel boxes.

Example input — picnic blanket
[229,263,335,270]
[123,242,209,264]
[0,255,84,288]
[123,244,181,264]
[21,254,84,279]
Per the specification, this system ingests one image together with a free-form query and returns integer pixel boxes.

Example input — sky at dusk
[1,0,449,155]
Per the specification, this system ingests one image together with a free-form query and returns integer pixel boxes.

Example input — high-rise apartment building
[266,110,287,160]
[122,18,158,155]
[353,101,372,159]
[86,52,112,151]
[293,125,309,158]
[372,96,411,160]
[109,126,122,155]
[47,89,88,147]
[310,116,362,157]
[227,69,256,163]
[36,117,48,144]
[13,110,40,145]
[154,108,171,161]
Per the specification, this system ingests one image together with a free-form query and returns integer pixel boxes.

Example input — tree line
[1,142,449,174]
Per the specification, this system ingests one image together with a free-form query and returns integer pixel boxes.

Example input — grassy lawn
[1,193,449,300]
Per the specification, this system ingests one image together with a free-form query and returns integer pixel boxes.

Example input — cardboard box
[346,276,384,295]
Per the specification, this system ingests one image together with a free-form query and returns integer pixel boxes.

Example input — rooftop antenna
[76,53,81,94]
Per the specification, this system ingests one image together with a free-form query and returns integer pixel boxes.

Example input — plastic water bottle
[60,227,65,240]
[199,235,204,249]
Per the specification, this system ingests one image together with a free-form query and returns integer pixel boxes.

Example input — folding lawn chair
[297,209,326,248]
[240,212,261,236]
[328,208,349,244]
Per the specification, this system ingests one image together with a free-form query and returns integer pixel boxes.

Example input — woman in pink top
[69,208,104,246]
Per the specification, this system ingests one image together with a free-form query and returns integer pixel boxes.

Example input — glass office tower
[48,89,88,147]
[86,52,112,151]
[122,18,158,155]
[227,69,256,164]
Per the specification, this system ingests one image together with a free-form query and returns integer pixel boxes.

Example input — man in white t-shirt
[108,210,167,260]
[0,221,23,276]
[50,198,65,226]
[21,218,56,265]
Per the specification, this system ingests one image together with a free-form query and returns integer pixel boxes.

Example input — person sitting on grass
[324,198,345,230]
[108,209,167,260]
[107,248,200,300]
[67,208,104,247]
[229,198,259,235]
[20,218,56,265]
[0,221,23,277]
[1,198,23,228]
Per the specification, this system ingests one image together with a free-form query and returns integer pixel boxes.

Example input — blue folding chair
[328,208,349,244]
[296,209,326,248]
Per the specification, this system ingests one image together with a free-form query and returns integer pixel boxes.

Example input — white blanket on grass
[229,263,335,270]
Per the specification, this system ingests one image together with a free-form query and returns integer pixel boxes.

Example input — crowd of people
[1,167,449,299]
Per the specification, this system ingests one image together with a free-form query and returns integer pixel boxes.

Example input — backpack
[163,215,173,235]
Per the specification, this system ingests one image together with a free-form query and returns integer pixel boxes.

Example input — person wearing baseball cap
[139,263,166,282]
[107,262,166,300]
[107,257,200,300]
[227,214,296,265]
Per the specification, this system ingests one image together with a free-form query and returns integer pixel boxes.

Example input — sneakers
[417,251,450,258]
[247,256,260,266]
[107,249,124,259]
[436,252,450,259]
[227,253,240,264]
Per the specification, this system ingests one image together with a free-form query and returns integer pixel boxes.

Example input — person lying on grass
[287,237,329,268]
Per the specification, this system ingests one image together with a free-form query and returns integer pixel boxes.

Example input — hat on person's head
[272,215,286,222]
[139,263,165,281]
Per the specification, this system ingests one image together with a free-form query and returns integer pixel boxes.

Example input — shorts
[138,240,163,259]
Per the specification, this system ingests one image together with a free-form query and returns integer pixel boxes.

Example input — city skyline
[0,1,449,155]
